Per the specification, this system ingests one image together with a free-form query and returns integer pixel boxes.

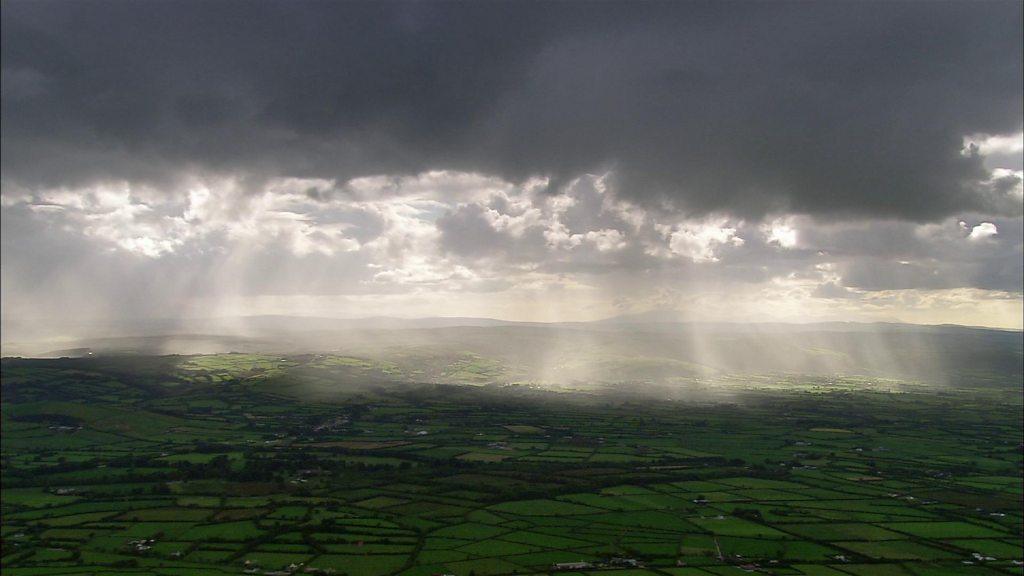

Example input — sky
[2,0,1022,338]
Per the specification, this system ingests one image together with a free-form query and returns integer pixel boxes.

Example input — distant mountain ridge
[3,314,1021,389]
[5,311,1022,343]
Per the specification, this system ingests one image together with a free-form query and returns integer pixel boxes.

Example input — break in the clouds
[1,1,1023,335]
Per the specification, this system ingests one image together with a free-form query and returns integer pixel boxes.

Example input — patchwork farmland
[1,353,1022,575]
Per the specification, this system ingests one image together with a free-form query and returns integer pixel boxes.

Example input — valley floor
[1,354,1022,576]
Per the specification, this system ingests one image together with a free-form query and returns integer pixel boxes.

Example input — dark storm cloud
[3,0,1021,220]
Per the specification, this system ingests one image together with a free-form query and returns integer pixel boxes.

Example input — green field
[2,353,1022,575]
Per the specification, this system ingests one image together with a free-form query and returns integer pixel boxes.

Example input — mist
[4,315,1020,393]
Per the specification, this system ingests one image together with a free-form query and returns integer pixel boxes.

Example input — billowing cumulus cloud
[662,220,744,264]
[967,222,998,241]
[3,170,1021,332]
[1,1,1022,337]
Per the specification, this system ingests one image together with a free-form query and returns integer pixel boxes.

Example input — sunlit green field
[2,354,1022,575]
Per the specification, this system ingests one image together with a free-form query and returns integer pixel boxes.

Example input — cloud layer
[3,171,1021,334]
[3,1,1022,218]
[1,1,1022,335]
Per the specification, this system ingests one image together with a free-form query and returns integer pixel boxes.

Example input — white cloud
[964,132,1024,156]
[543,220,583,249]
[584,229,627,252]
[370,257,477,286]
[4,168,1021,330]
[480,192,543,237]
[764,218,798,248]
[666,219,744,263]
[64,185,184,258]
[967,221,998,241]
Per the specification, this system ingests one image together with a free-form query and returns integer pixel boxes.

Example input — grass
[2,354,1022,575]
